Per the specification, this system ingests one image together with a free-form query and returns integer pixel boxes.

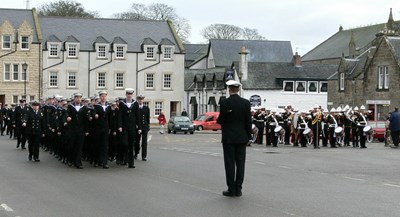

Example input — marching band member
[343,105,352,146]
[357,105,368,148]
[297,111,308,147]
[311,105,323,149]
[282,106,292,145]
[326,108,338,148]
[253,107,265,144]
[267,109,279,147]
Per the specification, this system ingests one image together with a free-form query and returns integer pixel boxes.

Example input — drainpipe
[38,42,42,99]
[0,40,18,58]
[137,52,162,95]
[89,50,114,97]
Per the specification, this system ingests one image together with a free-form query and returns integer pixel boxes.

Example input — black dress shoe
[76,165,83,169]
[128,165,135,168]
[34,159,40,162]
[142,158,147,161]
[222,190,235,197]
[102,165,109,169]
[28,155,32,161]
[235,191,242,197]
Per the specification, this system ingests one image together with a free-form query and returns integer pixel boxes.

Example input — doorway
[0,95,5,106]
[170,101,180,117]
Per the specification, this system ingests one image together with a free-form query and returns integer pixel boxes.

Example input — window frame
[97,72,106,89]
[115,72,124,89]
[97,45,107,58]
[49,71,58,88]
[378,66,389,90]
[320,81,328,93]
[4,63,11,81]
[283,80,294,93]
[145,73,155,89]
[163,46,173,60]
[146,46,156,60]
[67,43,78,58]
[295,81,306,93]
[2,35,12,49]
[12,64,19,81]
[115,46,125,59]
[20,36,30,50]
[49,43,59,57]
[308,81,319,93]
[339,73,345,91]
[67,71,77,88]
[163,73,172,90]
[155,101,163,116]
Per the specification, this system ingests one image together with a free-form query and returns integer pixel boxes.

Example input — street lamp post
[22,62,28,100]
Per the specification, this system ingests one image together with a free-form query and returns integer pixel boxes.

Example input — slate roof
[39,16,182,52]
[47,34,62,43]
[239,62,337,90]
[302,21,400,62]
[388,37,400,65]
[210,39,294,67]
[184,67,226,91]
[112,36,127,44]
[183,44,208,67]
[0,8,39,42]
[94,36,109,44]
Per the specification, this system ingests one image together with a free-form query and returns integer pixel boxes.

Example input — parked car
[192,112,221,131]
[167,116,195,134]
[368,120,386,142]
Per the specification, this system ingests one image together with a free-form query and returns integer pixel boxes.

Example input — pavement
[0,131,399,217]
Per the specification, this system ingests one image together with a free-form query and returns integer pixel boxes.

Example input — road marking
[344,176,366,182]
[255,162,266,165]
[0,204,14,212]
[383,183,400,188]
[279,165,291,169]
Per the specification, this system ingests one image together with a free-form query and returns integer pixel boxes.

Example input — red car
[192,112,221,131]
[368,121,387,142]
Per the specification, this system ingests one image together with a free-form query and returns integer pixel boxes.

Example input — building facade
[0,8,42,105]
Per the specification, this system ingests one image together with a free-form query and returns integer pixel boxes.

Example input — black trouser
[109,132,119,160]
[344,127,351,146]
[135,128,149,159]
[329,127,336,147]
[358,126,366,148]
[255,122,264,144]
[269,125,277,146]
[284,124,290,144]
[28,134,41,160]
[96,129,109,166]
[223,142,246,194]
[15,126,26,148]
[352,128,359,147]
[70,127,85,167]
[322,125,329,146]
[313,126,320,147]
[391,130,400,146]
[121,129,136,167]
[7,122,14,138]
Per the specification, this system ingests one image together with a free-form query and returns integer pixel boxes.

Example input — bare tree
[113,2,191,42]
[201,24,242,40]
[241,28,266,40]
[37,0,99,18]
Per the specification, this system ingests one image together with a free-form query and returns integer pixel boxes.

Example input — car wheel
[378,138,384,142]
[197,126,203,131]
[173,131,177,134]
[190,131,194,135]
[184,131,188,134]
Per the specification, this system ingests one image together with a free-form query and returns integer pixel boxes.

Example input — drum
[334,127,344,136]
[303,128,311,136]
[251,124,258,134]
[363,126,373,135]
[274,125,285,135]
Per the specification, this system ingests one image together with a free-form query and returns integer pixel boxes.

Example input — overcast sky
[2,0,399,55]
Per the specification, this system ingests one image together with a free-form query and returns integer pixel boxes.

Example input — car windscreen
[195,115,207,121]
[175,117,191,122]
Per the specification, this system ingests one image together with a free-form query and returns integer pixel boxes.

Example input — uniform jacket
[138,105,150,131]
[92,103,112,131]
[119,99,141,131]
[24,109,45,135]
[217,94,252,144]
[65,103,89,131]
[109,108,121,133]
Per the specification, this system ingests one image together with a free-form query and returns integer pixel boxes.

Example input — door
[0,95,5,106]
[170,101,179,117]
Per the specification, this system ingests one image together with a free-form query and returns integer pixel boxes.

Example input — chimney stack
[294,52,301,67]
[239,46,248,81]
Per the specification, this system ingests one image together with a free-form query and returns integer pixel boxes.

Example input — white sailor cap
[225,80,241,87]
[73,93,83,98]
[330,108,336,113]
[353,106,359,111]
[336,107,342,112]
[125,88,135,94]
[360,105,366,110]
[98,90,108,96]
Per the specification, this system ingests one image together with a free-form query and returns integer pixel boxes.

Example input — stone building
[0,8,42,105]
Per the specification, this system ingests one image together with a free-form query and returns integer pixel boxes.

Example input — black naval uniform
[119,99,141,168]
[135,104,150,160]
[8,107,16,138]
[217,94,252,196]
[311,111,322,148]
[326,114,337,148]
[24,108,45,161]
[109,106,121,162]
[65,103,89,169]
[343,116,352,146]
[253,111,265,144]
[357,113,368,148]
[15,104,29,149]
[92,102,112,168]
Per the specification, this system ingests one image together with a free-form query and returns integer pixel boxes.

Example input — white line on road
[254,162,266,165]
[278,165,292,169]
[383,183,400,188]
[0,203,14,212]
[344,176,366,182]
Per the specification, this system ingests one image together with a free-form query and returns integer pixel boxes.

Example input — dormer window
[21,36,30,50]
[116,46,124,58]
[296,81,306,93]
[68,44,77,57]
[163,46,173,60]
[146,47,155,59]
[98,45,106,58]
[49,44,59,57]
[2,35,11,49]
[308,81,318,93]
